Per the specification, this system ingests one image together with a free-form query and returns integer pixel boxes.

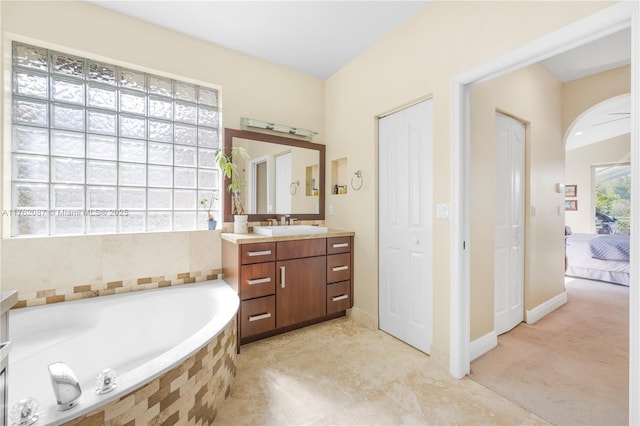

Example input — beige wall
[562,65,631,234]
[562,65,630,137]
[469,64,565,340]
[1,0,621,359]
[565,134,631,233]
[0,1,324,294]
[324,1,613,353]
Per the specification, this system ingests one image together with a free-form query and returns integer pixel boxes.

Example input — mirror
[223,128,325,222]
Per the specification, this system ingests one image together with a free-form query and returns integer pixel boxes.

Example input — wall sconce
[241,117,318,139]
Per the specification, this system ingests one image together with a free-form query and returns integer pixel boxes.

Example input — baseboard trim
[347,306,378,330]
[525,291,568,324]
[470,331,498,362]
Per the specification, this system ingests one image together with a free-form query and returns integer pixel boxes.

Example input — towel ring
[351,170,363,191]
[290,180,299,195]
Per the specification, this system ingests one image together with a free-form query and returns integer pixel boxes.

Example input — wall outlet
[328,205,334,216]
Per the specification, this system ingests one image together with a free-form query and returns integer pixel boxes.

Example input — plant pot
[207,220,217,230]
[233,215,249,234]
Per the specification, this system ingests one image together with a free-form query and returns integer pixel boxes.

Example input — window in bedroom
[594,163,631,234]
[9,42,221,236]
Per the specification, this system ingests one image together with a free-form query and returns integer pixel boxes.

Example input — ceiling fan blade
[592,116,631,127]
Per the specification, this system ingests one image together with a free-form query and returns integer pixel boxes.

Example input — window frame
[5,39,223,237]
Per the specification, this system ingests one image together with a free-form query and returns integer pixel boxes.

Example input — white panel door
[275,152,292,214]
[379,99,433,354]
[494,112,525,335]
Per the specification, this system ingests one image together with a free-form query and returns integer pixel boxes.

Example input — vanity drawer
[327,281,351,314]
[240,262,276,300]
[277,238,326,260]
[241,295,276,338]
[241,242,276,264]
[327,237,351,254]
[327,253,351,283]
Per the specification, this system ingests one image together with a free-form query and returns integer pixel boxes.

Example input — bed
[565,233,630,286]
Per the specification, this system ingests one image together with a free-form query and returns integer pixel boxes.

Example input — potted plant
[214,146,250,233]
[200,191,219,230]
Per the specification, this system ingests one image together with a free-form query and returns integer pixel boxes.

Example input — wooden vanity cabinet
[222,234,353,345]
[236,242,277,340]
[276,239,326,328]
[326,236,353,315]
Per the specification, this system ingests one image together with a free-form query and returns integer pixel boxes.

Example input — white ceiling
[539,28,631,83]
[87,1,429,80]
[88,2,630,83]
[88,1,631,149]
[548,28,631,150]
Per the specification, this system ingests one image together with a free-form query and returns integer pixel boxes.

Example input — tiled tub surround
[2,230,223,308]
[11,268,221,308]
[9,281,239,425]
[67,319,237,426]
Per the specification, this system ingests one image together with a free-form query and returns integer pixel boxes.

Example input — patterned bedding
[565,233,630,286]
[589,235,630,261]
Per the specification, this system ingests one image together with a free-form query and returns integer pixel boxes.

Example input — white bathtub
[8,280,239,425]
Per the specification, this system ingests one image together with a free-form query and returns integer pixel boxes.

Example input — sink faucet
[289,218,297,225]
[267,218,278,226]
[48,362,82,410]
[280,215,289,226]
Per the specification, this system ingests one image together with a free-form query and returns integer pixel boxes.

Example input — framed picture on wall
[565,185,577,198]
[565,199,578,211]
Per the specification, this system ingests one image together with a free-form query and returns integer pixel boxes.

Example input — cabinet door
[276,256,326,328]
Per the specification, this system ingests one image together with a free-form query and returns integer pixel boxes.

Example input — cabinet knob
[415,239,420,244]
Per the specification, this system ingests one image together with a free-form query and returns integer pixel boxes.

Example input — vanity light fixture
[241,117,318,139]
[243,118,269,129]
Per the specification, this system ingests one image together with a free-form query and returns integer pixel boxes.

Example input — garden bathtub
[8,280,239,425]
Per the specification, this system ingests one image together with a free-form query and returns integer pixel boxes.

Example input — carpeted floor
[470,277,629,426]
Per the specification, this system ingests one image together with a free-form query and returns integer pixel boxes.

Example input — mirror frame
[223,128,325,222]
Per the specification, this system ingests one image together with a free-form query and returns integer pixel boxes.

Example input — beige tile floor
[214,317,547,425]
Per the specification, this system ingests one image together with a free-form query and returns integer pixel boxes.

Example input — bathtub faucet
[48,362,82,410]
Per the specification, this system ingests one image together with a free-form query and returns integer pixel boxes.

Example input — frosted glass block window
[52,185,84,209]
[10,41,221,236]
[148,212,172,232]
[52,78,84,104]
[87,135,117,160]
[87,187,117,209]
[52,130,85,158]
[88,110,117,135]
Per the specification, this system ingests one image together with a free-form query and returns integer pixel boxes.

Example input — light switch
[328,205,334,216]
[436,203,451,219]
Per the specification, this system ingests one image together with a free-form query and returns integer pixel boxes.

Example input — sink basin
[253,225,328,237]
